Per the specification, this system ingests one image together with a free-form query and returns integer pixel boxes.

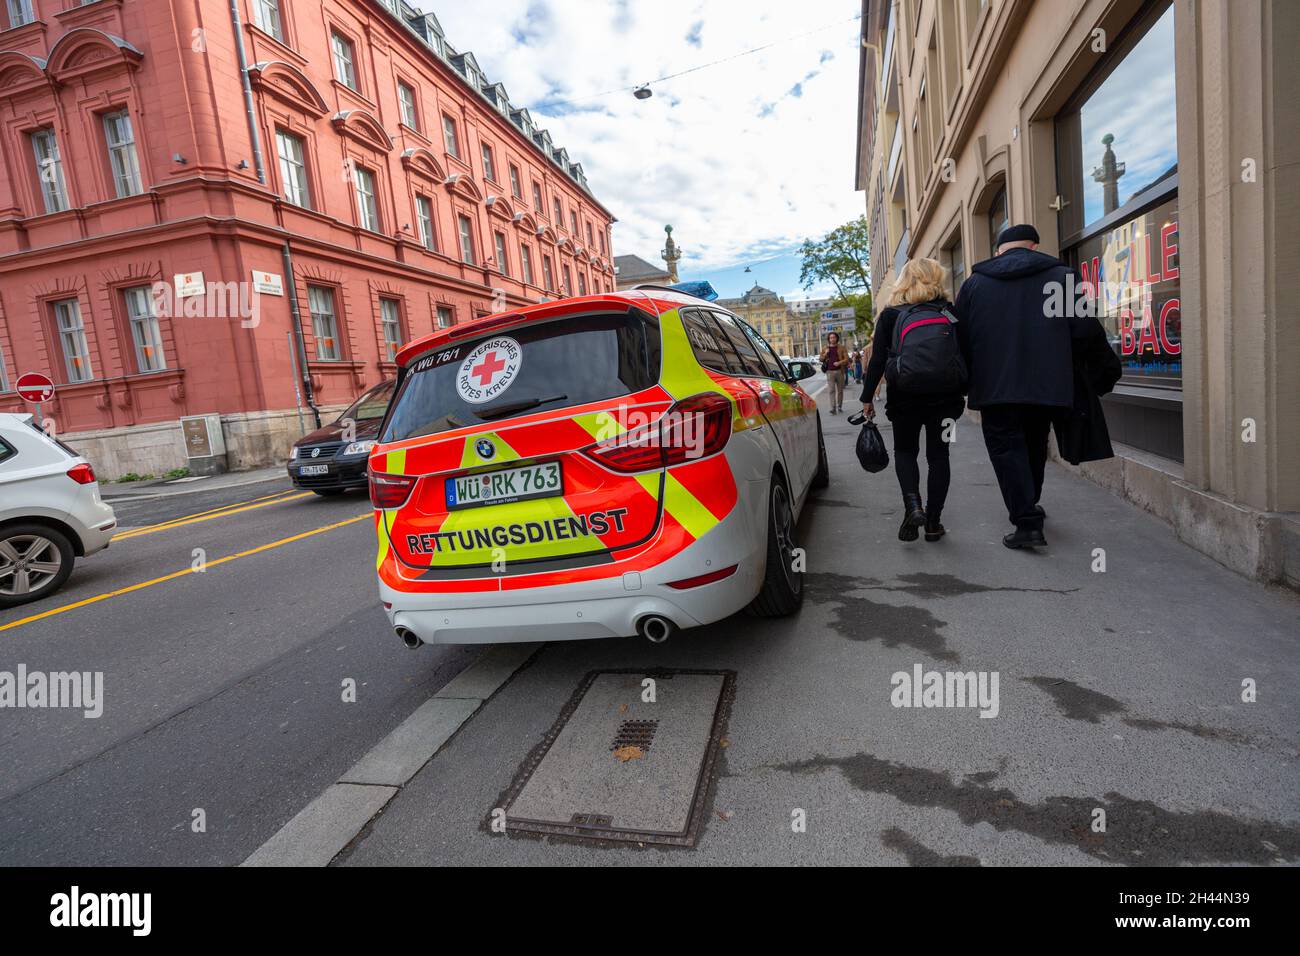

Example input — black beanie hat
[997,224,1040,246]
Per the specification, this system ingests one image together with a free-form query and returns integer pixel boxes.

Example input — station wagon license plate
[446,461,562,510]
[299,464,329,476]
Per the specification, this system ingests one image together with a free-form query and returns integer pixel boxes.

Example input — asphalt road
[0,478,478,865]
[2,385,1297,866]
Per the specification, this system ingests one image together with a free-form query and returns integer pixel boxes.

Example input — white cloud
[417,0,865,272]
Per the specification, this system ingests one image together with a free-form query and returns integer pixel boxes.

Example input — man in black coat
[954,224,1111,549]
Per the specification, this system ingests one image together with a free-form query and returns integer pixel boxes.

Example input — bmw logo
[475,439,495,460]
[311,447,321,458]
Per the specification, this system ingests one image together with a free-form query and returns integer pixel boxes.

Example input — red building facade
[0,0,615,475]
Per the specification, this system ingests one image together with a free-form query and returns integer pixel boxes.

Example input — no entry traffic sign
[15,372,55,404]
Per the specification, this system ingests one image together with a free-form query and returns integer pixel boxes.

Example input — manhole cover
[496,669,734,847]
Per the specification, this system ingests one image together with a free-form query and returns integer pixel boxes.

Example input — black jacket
[860,300,966,421]
[954,247,1105,410]
[1054,326,1123,464]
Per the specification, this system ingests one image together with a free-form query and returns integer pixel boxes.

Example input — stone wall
[58,404,350,481]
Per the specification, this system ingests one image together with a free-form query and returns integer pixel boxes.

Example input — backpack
[885,302,968,395]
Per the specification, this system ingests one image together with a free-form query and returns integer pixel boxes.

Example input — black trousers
[979,404,1055,530]
[891,410,952,515]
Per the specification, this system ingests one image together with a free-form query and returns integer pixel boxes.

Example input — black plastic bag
[847,412,889,473]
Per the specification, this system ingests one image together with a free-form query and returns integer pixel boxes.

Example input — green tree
[799,215,872,298]
[800,215,874,344]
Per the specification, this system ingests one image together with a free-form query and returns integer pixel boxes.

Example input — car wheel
[746,474,803,617]
[811,413,830,490]
[312,488,345,497]
[0,524,75,608]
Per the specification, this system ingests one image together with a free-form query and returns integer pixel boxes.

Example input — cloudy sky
[420,0,866,299]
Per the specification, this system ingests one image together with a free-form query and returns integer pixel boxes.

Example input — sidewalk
[334,403,1300,866]
[99,465,288,500]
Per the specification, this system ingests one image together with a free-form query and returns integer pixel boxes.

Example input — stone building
[0,0,615,477]
[856,0,1298,586]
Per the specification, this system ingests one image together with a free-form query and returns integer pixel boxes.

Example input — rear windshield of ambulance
[382,310,661,443]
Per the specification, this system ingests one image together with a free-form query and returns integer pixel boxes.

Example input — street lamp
[633,85,652,100]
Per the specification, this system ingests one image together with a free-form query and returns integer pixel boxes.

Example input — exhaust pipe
[396,626,423,649]
[637,615,676,644]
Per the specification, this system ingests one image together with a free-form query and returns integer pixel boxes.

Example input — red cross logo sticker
[471,350,507,386]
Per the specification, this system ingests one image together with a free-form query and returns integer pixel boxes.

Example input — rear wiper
[473,395,567,420]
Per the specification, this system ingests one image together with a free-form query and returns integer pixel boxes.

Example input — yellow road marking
[1,513,370,633]
[112,492,313,541]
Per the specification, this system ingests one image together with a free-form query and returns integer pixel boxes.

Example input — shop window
[1055,3,1176,238]
[1057,2,1179,391]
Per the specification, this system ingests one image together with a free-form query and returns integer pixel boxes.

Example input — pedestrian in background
[852,349,864,384]
[861,258,966,542]
[954,224,1113,549]
[820,331,850,414]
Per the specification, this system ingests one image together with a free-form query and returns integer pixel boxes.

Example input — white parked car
[0,413,116,607]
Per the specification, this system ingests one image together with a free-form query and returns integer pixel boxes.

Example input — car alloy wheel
[0,534,64,597]
[771,482,801,597]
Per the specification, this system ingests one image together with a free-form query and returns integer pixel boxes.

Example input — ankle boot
[924,507,945,542]
[898,493,925,541]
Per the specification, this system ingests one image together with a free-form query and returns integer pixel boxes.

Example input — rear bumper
[380,488,768,644]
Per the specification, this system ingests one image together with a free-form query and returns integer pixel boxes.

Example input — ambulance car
[369,287,828,646]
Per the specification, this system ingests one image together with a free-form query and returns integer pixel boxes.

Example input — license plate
[299,464,329,476]
[446,461,562,510]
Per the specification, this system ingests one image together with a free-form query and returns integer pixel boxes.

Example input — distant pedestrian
[954,224,1114,549]
[860,258,966,543]
[852,350,864,383]
[820,331,850,414]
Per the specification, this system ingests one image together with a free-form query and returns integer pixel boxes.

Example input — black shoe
[1033,505,1047,521]
[899,493,925,541]
[924,516,946,542]
[831,408,838,415]
[1003,528,1047,549]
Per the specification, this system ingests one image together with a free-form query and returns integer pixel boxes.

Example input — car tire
[0,524,76,608]
[312,488,345,497]
[746,474,803,618]
[811,413,830,490]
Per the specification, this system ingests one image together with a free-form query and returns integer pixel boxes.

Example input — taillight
[582,392,732,473]
[369,472,416,509]
[66,463,96,485]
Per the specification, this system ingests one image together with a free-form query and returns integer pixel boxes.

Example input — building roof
[386,0,610,216]
[614,254,670,281]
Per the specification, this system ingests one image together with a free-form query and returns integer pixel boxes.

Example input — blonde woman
[859,258,966,543]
